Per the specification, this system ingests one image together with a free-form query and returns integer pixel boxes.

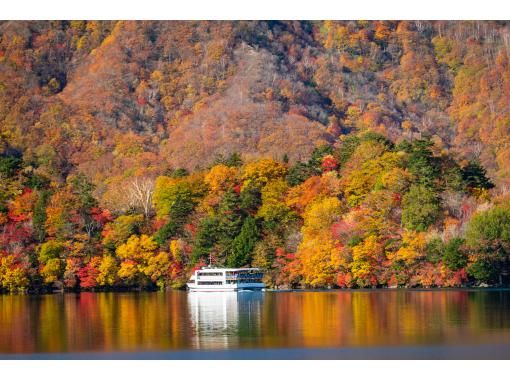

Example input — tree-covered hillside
[2,21,510,292]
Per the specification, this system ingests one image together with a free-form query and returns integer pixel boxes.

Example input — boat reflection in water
[188,291,264,350]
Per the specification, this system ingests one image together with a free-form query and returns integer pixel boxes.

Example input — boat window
[226,271,262,277]
[197,272,223,277]
[238,279,263,283]
[196,281,223,285]
[237,273,263,279]
[226,279,263,284]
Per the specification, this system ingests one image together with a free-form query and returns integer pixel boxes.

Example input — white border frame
[1,0,509,20]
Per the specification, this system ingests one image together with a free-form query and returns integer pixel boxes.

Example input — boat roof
[196,267,262,272]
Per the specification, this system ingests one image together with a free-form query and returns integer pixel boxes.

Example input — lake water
[1,289,510,359]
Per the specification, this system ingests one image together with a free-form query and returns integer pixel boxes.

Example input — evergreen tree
[68,173,97,211]
[170,168,189,178]
[308,145,334,173]
[225,152,243,167]
[240,185,262,213]
[402,139,440,188]
[218,189,245,241]
[191,216,220,263]
[212,152,243,168]
[228,216,259,267]
[443,237,467,271]
[154,191,196,245]
[334,135,360,168]
[440,157,465,192]
[216,189,246,260]
[33,190,50,243]
[286,162,315,186]
[402,184,441,232]
[462,160,495,191]
[0,154,22,178]
[425,237,443,264]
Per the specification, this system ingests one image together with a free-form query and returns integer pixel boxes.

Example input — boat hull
[187,283,265,292]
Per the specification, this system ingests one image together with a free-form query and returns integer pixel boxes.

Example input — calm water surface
[1,289,510,359]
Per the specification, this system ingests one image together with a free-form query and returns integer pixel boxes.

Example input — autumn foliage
[2,21,510,292]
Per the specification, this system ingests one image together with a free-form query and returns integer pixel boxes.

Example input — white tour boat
[187,267,265,292]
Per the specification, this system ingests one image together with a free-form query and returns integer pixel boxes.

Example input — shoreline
[3,286,510,296]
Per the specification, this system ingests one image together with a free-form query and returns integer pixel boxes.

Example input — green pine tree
[218,189,245,242]
[191,216,220,263]
[154,190,196,245]
[462,160,494,191]
[402,184,441,232]
[33,190,50,243]
[402,138,440,189]
[228,216,259,267]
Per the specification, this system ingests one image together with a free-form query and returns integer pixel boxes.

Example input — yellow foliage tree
[0,255,29,293]
[169,239,185,262]
[390,231,426,265]
[302,197,344,236]
[351,190,400,237]
[96,255,119,286]
[296,196,344,287]
[350,235,384,287]
[117,261,138,284]
[41,258,63,284]
[257,179,294,224]
[241,158,287,190]
[153,173,206,218]
[143,252,171,290]
[342,151,402,206]
[380,166,413,193]
[204,164,239,193]
[298,231,342,288]
[116,234,158,262]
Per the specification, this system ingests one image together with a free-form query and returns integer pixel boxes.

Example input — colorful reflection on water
[1,290,510,354]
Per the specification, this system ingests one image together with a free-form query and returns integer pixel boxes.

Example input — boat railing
[225,274,263,279]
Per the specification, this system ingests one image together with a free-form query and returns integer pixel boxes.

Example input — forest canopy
[2,20,510,292]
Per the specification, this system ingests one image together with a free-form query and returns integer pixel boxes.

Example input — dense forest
[1,20,510,292]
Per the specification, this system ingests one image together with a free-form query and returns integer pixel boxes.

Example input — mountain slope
[2,21,510,201]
